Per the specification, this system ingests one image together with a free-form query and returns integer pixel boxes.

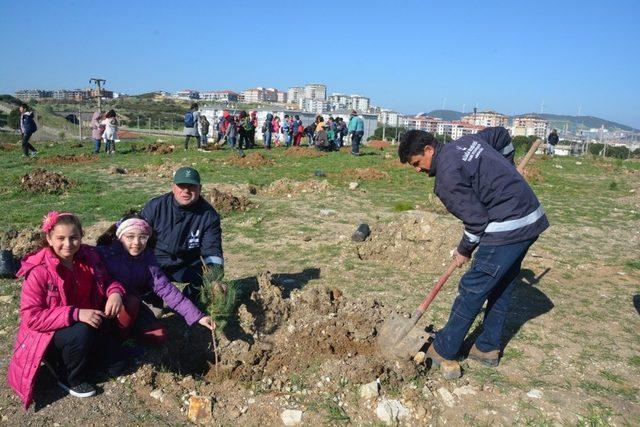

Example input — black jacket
[141,193,223,270]
[547,132,559,146]
[430,134,549,257]
[476,126,515,164]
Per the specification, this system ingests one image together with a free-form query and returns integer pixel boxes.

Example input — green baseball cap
[173,167,201,185]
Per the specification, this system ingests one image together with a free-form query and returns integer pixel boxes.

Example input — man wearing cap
[141,167,224,307]
[347,110,365,156]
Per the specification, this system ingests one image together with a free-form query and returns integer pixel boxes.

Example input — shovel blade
[377,312,430,360]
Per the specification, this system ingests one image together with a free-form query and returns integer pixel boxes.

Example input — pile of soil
[283,147,326,158]
[0,226,41,259]
[368,140,391,149]
[354,211,461,270]
[20,168,74,194]
[227,152,274,168]
[342,167,390,181]
[130,162,180,179]
[0,143,19,151]
[116,130,138,139]
[36,154,97,165]
[143,143,175,154]
[137,272,429,425]
[523,165,544,184]
[262,178,333,196]
[205,188,251,214]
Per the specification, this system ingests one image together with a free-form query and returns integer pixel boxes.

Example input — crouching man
[397,130,548,378]
[141,167,224,309]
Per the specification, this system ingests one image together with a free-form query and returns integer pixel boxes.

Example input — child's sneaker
[57,380,97,398]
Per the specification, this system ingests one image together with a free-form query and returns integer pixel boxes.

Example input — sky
[1,0,639,128]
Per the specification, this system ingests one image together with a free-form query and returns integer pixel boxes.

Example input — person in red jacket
[7,212,126,408]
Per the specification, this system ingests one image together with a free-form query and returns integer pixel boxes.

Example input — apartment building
[512,115,549,139]
[175,89,200,100]
[15,90,53,101]
[450,121,485,139]
[350,95,370,112]
[328,93,350,109]
[298,98,328,114]
[200,90,238,102]
[287,87,304,104]
[402,115,441,133]
[461,110,509,127]
[303,84,327,100]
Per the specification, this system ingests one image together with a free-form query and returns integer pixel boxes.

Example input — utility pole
[78,112,82,140]
[89,78,106,112]
[382,118,386,141]
[148,118,151,134]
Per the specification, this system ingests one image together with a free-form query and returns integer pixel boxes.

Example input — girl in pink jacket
[7,212,126,408]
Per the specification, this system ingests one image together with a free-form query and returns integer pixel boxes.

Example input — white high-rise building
[287,87,304,103]
[461,110,509,127]
[512,115,549,139]
[350,95,370,112]
[329,93,350,109]
[304,83,327,100]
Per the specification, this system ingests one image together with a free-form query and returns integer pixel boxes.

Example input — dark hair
[316,115,324,123]
[40,214,84,248]
[191,103,199,110]
[105,109,116,118]
[96,211,156,248]
[19,103,29,110]
[294,115,300,120]
[239,110,247,119]
[398,130,438,164]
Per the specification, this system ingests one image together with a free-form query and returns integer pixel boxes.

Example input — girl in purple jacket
[96,214,214,345]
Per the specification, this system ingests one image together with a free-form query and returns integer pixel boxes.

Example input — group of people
[183,103,366,156]
[9,119,549,408]
[8,167,222,408]
[90,109,119,154]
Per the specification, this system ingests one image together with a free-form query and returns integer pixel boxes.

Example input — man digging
[397,130,549,379]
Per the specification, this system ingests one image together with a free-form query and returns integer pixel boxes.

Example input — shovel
[377,259,459,360]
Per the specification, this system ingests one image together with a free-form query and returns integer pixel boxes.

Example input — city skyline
[1,0,638,128]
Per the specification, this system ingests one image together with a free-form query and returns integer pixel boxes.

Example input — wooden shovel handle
[411,258,460,321]
[517,139,543,175]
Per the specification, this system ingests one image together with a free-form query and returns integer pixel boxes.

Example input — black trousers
[47,321,122,386]
[184,134,201,149]
[21,132,36,156]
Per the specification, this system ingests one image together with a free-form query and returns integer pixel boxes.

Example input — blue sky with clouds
[1,0,638,127]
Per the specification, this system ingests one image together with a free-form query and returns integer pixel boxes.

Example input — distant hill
[514,113,638,133]
[424,109,637,132]
[426,110,464,121]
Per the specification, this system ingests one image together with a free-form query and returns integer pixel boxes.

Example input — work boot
[468,344,500,367]
[425,344,462,380]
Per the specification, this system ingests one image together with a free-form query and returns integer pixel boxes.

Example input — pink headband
[116,218,151,239]
[41,211,75,233]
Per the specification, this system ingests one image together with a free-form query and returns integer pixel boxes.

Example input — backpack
[22,113,38,134]
[184,111,196,127]
[200,116,210,132]
[243,118,254,132]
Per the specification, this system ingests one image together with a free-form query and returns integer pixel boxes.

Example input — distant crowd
[181,103,366,157]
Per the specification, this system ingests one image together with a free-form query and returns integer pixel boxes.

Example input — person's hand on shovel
[452,249,470,268]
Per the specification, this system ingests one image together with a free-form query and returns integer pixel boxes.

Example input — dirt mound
[263,178,333,196]
[0,143,19,151]
[0,226,41,259]
[283,147,326,158]
[368,140,391,149]
[354,211,461,270]
[36,154,97,165]
[227,152,274,168]
[143,143,175,154]
[205,188,251,213]
[523,164,544,183]
[116,130,138,139]
[20,168,74,194]
[342,167,390,181]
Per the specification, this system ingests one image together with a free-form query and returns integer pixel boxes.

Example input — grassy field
[0,133,638,425]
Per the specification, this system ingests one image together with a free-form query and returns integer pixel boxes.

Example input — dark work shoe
[57,381,97,398]
[468,344,500,367]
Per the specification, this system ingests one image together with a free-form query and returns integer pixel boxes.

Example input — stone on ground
[280,409,303,426]
[375,399,410,425]
[359,380,379,400]
[187,396,212,424]
[437,387,455,407]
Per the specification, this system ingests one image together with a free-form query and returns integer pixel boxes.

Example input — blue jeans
[263,131,272,149]
[351,131,363,154]
[93,138,102,153]
[433,238,537,359]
